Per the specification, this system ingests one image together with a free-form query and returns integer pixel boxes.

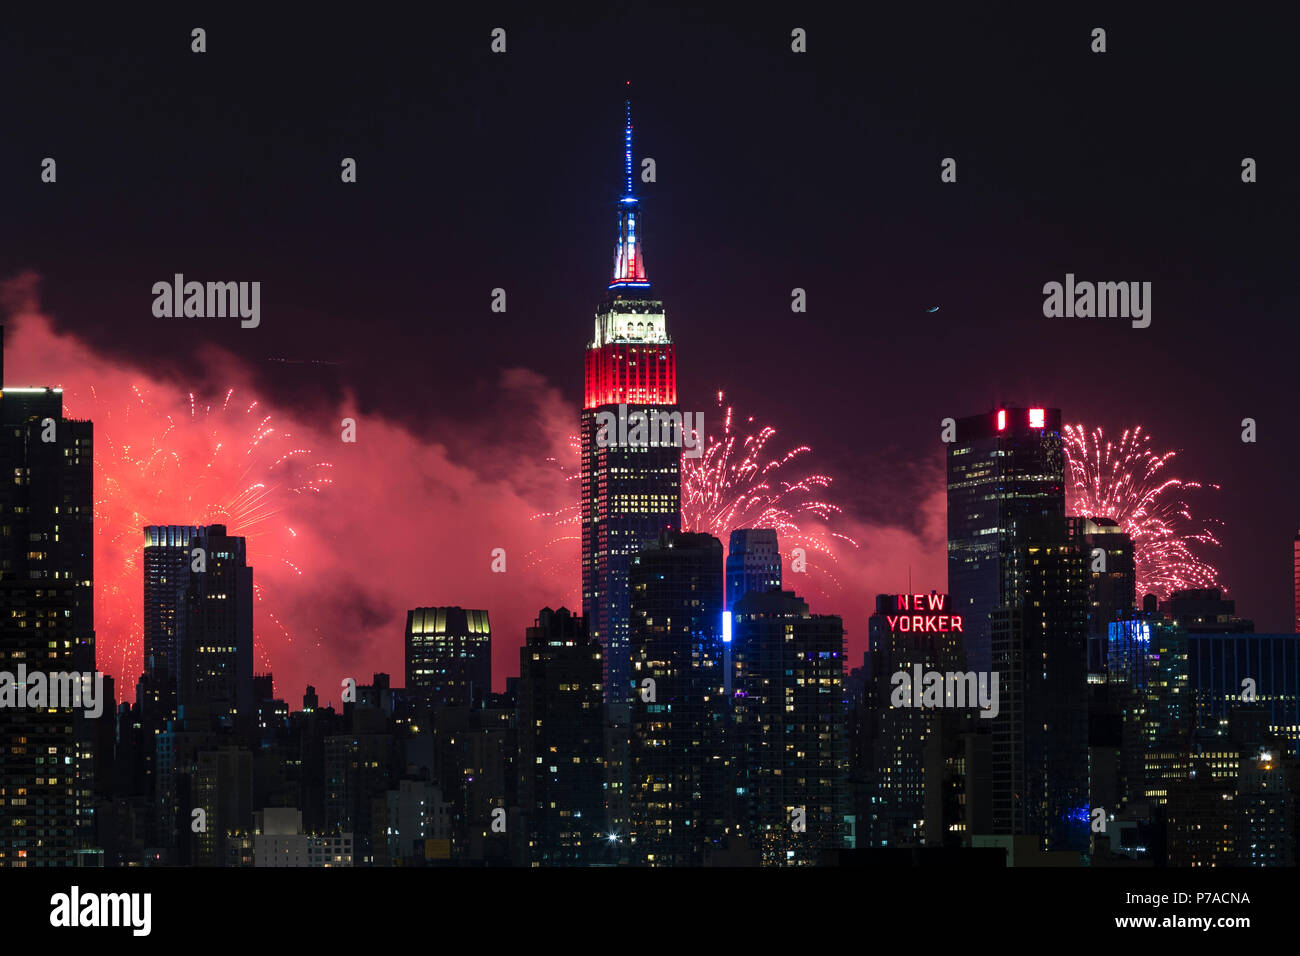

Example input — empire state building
[580,95,680,718]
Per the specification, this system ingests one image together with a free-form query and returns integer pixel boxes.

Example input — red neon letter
[952,615,963,632]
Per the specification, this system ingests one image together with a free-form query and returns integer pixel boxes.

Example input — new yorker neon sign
[885,593,963,633]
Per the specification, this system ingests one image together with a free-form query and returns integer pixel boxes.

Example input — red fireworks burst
[681,391,858,595]
[67,384,333,690]
[1063,424,1223,600]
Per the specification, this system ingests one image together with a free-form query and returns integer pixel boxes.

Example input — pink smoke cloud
[2,272,578,705]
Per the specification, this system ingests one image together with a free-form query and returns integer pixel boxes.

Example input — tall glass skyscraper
[946,406,1065,673]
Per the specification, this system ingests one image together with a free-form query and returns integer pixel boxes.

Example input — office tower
[143,525,254,730]
[1080,518,1136,673]
[1164,588,1254,632]
[0,326,96,867]
[141,525,192,725]
[1294,527,1299,633]
[866,592,968,847]
[627,532,727,865]
[726,529,782,611]
[404,607,491,710]
[732,589,848,865]
[1186,632,1300,756]
[580,98,681,715]
[990,514,1089,853]
[946,406,1065,673]
[516,607,607,865]
[1107,613,1190,806]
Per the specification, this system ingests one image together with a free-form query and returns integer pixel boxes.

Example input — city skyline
[4,9,1297,708]
[1,8,1298,889]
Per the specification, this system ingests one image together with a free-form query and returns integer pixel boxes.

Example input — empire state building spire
[581,86,680,718]
[610,87,649,290]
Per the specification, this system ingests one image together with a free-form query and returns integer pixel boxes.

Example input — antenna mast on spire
[624,81,634,197]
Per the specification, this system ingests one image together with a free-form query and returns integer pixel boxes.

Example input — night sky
[2,7,1297,697]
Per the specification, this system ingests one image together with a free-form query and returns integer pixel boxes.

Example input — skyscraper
[726,529,782,611]
[866,592,968,847]
[516,607,607,866]
[142,525,254,731]
[405,607,491,710]
[989,514,1089,853]
[1081,518,1136,673]
[627,531,727,865]
[947,406,1065,673]
[0,327,96,866]
[580,96,681,717]
[732,589,848,865]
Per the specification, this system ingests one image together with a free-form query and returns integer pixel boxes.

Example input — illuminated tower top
[609,89,649,292]
[584,86,674,409]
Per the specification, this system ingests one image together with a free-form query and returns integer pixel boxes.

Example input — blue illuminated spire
[610,82,649,290]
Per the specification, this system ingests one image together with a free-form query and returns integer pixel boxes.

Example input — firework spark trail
[68,384,333,687]
[522,435,583,604]
[1063,424,1223,601]
[526,395,857,602]
[681,391,858,596]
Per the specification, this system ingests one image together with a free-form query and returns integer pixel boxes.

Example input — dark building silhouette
[865,592,970,847]
[1163,588,1254,633]
[732,589,848,865]
[516,607,607,865]
[627,532,728,865]
[0,326,96,867]
[725,529,782,611]
[1080,518,1136,673]
[990,514,1089,853]
[946,406,1065,674]
[142,525,254,732]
